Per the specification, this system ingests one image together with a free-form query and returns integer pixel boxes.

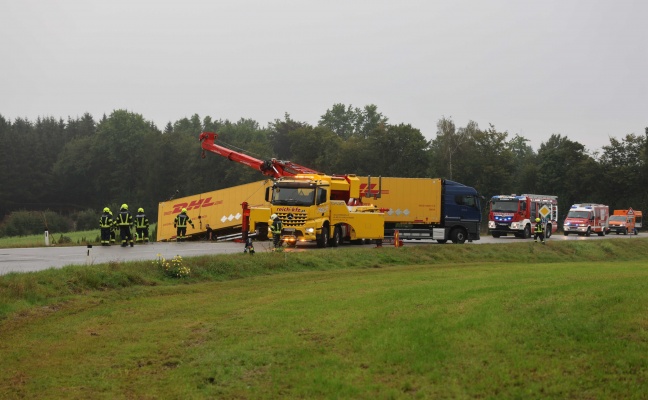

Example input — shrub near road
[1,240,648,399]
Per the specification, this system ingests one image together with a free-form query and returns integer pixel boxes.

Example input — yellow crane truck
[199,132,384,247]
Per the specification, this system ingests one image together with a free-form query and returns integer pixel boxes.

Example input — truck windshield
[609,215,626,222]
[567,211,590,218]
[271,187,315,206]
[491,200,519,212]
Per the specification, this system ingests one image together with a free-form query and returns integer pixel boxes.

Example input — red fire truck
[488,194,559,239]
[563,204,609,236]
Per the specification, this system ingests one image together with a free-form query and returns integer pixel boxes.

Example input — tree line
[1,105,646,231]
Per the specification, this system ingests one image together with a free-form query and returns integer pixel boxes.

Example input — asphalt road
[0,232,642,275]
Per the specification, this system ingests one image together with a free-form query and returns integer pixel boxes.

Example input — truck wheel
[564,232,569,236]
[328,226,341,247]
[450,228,467,244]
[436,240,448,244]
[491,232,501,238]
[623,228,628,235]
[523,225,531,239]
[317,225,329,248]
[585,227,591,237]
[546,225,552,238]
[598,229,605,237]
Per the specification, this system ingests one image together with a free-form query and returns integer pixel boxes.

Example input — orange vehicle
[607,208,642,235]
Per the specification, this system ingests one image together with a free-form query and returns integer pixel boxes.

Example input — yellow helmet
[535,217,541,222]
[138,208,144,213]
[182,208,187,213]
[121,204,128,210]
[103,207,109,212]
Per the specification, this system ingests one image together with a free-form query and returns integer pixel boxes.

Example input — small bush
[71,208,100,231]
[154,254,190,278]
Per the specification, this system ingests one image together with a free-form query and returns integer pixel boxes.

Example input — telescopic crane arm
[199,131,322,179]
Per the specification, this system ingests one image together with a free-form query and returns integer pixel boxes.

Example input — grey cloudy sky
[2,0,646,152]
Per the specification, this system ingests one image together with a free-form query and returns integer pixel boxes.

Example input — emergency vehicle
[488,194,558,239]
[563,204,609,236]
[607,208,642,235]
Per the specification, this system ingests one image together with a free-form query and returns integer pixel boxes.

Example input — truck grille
[278,211,308,227]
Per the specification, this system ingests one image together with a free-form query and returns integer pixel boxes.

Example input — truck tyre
[450,228,467,244]
[491,232,501,238]
[564,232,569,236]
[546,225,552,238]
[623,228,628,235]
[523,225,531,239]
[585,227,591,237]
[328,226,341,247]
[317,225,329,248]
[598,229,605,237]
[436,240,448,244]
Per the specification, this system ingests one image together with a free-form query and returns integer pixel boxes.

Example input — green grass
[1,239,648,399]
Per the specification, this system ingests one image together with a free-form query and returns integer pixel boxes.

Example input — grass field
[1,240,648,399]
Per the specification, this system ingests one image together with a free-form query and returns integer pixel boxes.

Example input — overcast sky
[2,0,646,152]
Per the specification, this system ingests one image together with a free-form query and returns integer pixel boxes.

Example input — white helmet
[271,214,278,219]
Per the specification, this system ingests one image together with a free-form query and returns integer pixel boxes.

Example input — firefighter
[106,208,117,244]
[134,208,150,243]
[116,204,134,247]
[99,207,113,246]
[534,217,545,244]
[174,208,194,242]
[244,237,255,254]
[270,213,283,249]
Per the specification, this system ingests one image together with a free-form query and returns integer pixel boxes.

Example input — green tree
[598,134,647,211]
[536,134,600,219]
[319,103,388,140]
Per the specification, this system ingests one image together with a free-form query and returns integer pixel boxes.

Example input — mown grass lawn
[1,240,648,399]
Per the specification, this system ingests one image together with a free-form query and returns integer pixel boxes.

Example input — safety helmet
[271,213,278,220]
[121,203,128,210]
[182,208,187,213]
[103,207,109,212]
[138,208,144,213]
[535,217,541,222]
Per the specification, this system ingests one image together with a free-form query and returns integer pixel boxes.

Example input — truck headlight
[306,228,314,234]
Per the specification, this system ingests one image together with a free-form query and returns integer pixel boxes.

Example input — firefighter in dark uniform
[106,208,117,244]
[117,204,134,247]
[99,207,113,246]
[534,217,546,244]
[134,207,150,243]
[270,213,283,249]
[174,208,194,242]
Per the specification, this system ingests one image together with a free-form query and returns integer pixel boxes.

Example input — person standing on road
[270,213,283,249]
[534,217,545,244]
[134,208,150,243]
[117,204,134,247]
[174,208,194,242]
[106,208,117,244]
[99,207,113,246]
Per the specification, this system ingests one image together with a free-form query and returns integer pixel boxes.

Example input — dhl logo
[164,197,224,215]
[359,183,390,197]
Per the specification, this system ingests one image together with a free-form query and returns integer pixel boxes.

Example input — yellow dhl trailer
[357,177,482,244]
[156,180,272,241]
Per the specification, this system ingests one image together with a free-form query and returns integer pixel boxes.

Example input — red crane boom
[199,131,322,179]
